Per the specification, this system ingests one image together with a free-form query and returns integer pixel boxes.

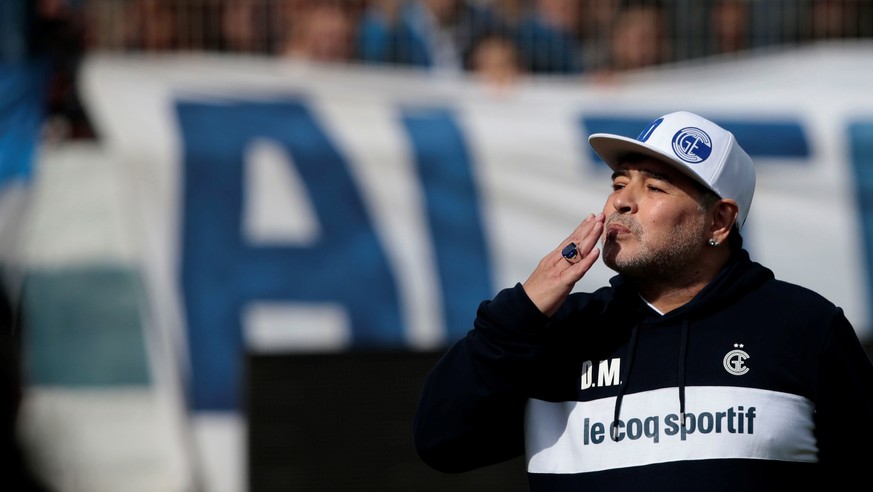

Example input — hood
[608,248,774,322]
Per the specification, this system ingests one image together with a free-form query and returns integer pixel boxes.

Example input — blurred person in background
[355,0,503,74]
[709,0,750,56]
[147,0,226,52]
[490,0,527,25]
[220,0,276,53]
[1,0,89,187]
[593,1,670,80]
[515,0,585,75]
[576,0,621,71]
[356,0,403,63]
[468,32,525,91]
[807,0,864,40]
[124,0,181,52]
[279,1,355,62]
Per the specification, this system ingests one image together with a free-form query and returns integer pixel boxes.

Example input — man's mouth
[607,223,632,236]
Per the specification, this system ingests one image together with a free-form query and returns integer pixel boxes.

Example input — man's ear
[710,199,739,244]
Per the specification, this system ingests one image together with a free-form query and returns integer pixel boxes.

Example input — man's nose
[612,185,637,214]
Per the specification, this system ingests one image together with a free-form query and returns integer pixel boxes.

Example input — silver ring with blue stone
[561,242,578,261]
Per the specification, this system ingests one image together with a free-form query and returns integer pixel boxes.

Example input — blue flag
[0,59,49,186]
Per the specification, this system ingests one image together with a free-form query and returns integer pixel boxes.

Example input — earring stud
[707,239,720,247]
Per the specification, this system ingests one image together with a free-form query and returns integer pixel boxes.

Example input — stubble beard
[602,214,707,284]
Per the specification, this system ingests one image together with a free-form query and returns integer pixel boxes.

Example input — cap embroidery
[636,117,663,142]
[672,127,713,164]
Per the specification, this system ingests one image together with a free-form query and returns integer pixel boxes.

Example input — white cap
[588,111,756,229]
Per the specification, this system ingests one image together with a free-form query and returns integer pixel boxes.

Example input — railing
[81,0,873,66]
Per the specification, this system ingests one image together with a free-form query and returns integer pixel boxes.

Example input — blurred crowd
[4,0,873,142]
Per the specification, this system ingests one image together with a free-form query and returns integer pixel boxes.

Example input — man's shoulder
[744,275,845,324]
[758,275,836,304]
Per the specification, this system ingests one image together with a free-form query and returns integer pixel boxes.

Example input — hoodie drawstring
[611,318,691,439]
[612,323,639,440]
[678,319,689,427]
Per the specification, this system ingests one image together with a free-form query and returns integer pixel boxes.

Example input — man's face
[601,158,710,281]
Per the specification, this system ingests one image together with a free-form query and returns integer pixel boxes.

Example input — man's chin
[602,249,644,277]
[601,248,620,272]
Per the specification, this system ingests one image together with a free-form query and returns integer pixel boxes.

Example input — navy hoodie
[413,249,873,490]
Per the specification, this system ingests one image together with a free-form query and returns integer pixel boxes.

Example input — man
[413,111,873,490]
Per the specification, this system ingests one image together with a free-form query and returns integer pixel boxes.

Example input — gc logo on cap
[672,127,713,164]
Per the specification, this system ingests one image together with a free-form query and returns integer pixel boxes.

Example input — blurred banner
[72,43,873,490]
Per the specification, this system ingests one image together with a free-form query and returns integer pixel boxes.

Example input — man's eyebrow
[611,168,674,182]
[642,168,674,182]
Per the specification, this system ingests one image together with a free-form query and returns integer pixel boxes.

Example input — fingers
[557,213,604,266]
[523,213,604,317]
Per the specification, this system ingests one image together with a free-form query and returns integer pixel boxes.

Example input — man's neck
[638,282,708,314]
[635,252,731,313]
